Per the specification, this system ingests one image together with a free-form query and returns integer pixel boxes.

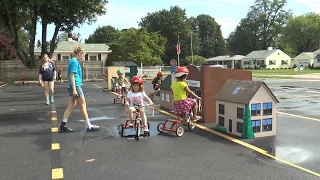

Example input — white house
[312,49,320,67]
[206,55,244,69]
[242,47,292,69]
[34,37,112,67]
[292,52,314,67]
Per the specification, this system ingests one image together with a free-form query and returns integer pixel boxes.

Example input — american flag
[176,40,181,55]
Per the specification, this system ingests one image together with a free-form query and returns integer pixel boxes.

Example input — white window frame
[62,55,69,61]
[89,55,97,61]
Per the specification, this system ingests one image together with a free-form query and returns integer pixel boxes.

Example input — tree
[0,33,16,60]
[0,0,38,67]
[189,14,226,58]
[85,25,119,43]
[40,0,108,58]
[139,6,200,64]
[241,104,255,139]
[56,31,81,42]
[282,13,320,56]
[247,0,292,49]
[0,27,28,60]
[0,0,108,68]
[227,0,291,55]
[107,28,167,66]
[185,55,206,65]
[226,18,261,55]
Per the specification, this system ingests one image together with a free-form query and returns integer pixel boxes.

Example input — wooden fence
[0,60,104,82]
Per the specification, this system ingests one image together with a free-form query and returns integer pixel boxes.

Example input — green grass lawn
[248,69,320,75]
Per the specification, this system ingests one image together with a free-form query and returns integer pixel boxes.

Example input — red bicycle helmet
[174,66,189,77]
[157,72,163,77]
[131,75,143,85]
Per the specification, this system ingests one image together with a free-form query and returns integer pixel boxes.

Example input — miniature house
[215,80,279,138]
[158,75,174,110]
[159,65,252,123]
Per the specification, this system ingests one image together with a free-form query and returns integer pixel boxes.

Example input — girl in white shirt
[125,75,154,132]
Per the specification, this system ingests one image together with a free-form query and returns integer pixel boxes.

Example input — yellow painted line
[0,84,8,88]
[51,111,56,113]
[52,168,64,179]
[51,143,60,150]
[153,107,320,178]
[51,127,58,133]
[277,111,320,122]
[51,117,57,121]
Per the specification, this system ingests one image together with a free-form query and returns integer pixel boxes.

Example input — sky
[37,0,319,42]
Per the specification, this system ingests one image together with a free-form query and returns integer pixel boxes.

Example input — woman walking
[38,54,56,105]
[59,46,100,133]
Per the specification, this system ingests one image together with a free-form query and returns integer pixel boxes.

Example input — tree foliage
[227,0,291,55]
[189,14,226,58]
[85,25,119,44]
[0,0,108,68]
[185,55,206,65]
[0,33,16,60]
[139,6,200,64]
[107,28,167,65]
[282,12,320,56]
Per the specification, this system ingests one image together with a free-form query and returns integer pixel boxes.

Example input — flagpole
[177,35,180,67]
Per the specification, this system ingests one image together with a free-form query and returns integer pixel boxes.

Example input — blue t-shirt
[39,61,55,80]
[67,58,82,87]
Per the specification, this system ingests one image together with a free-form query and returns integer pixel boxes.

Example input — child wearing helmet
[151,71,164,90]
[171,66,201,121]
[125,75,154,132]
[115,69,130,99]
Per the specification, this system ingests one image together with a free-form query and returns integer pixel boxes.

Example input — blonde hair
[72,46,85,57]
[41,54,50,68]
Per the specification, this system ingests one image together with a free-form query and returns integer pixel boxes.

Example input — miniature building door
[229,119,232,132]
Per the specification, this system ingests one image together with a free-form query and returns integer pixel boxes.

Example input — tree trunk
[0,3,37,68]
[41,12,48,56]
[49,25,60,58]
[28,5,37,68]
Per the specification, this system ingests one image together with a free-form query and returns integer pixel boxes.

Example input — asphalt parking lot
[0,79,320,180]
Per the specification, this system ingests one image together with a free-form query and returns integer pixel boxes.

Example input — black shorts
[43,78,53,82]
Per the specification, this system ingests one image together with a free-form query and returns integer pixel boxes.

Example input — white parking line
[93,84,102,88]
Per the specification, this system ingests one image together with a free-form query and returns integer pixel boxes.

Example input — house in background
[292,52,314,67]
[206,55,244,69]
[242,47,292,69]
[312,49,320,67]
[215,79,279,138]
[34,34,112,67]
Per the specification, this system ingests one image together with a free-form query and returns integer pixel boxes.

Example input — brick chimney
[67,33,73,41]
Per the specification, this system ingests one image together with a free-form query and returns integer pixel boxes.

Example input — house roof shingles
[206,55,244,61]
[295,52,314,59]
[242,49,278,59]
[159,75,172,91]
[34,40,111,52]
[215,79,279,104]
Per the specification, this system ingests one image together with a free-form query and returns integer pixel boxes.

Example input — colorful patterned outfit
[171,81,194,116]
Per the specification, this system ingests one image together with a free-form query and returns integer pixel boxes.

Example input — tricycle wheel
[176,127,184,137]
[187,116,196,130]
[157,123,165,133]
[120,124,124,138]
[135,120,140,141]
